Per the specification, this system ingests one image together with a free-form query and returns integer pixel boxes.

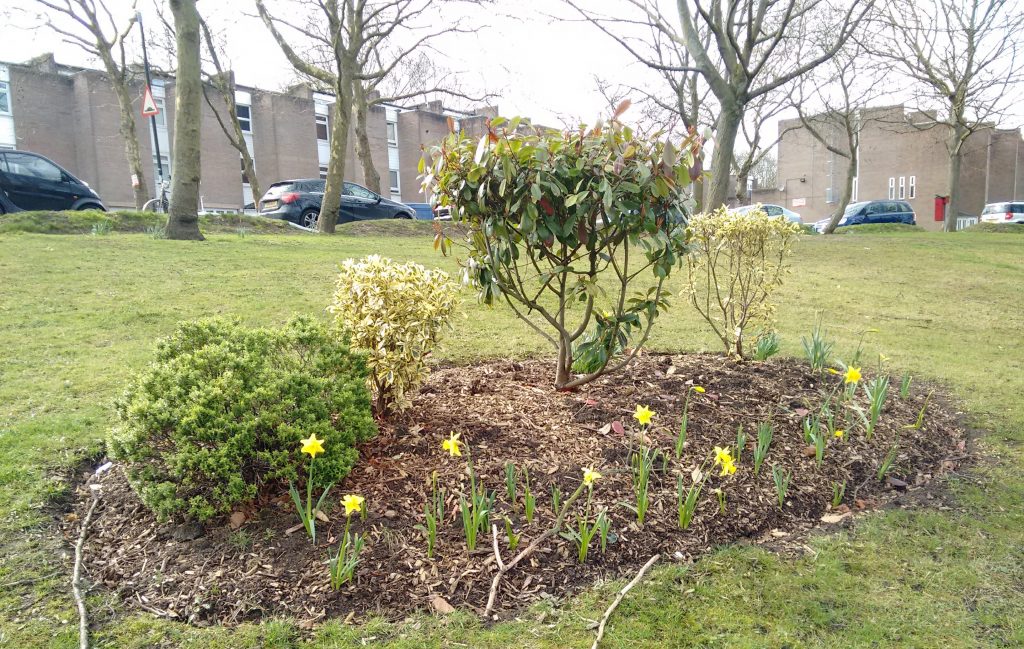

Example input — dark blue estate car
[0,150,105,212]
[814,200,916,232]
[258,178,416,229]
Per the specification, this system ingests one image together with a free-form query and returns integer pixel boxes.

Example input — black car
[258,178,416,229]
[814,200,916,232]
[0,150,105,212]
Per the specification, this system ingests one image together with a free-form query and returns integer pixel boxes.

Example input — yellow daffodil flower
[834,429,845,440]
[844,366,862,384]
[582,467,601,486]
[693,385,706,393]
[713,445,734,466]
[718,458,737,476]
[633,404,655,426]
[300,433,325,459]
[341,494,365,517]
[442,431,463,457]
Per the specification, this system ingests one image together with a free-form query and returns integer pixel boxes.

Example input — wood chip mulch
[64,353,967,627]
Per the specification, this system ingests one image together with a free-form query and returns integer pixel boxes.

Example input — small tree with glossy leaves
[422,104,696,389]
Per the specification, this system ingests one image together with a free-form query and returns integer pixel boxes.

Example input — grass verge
[0,226,1021,647]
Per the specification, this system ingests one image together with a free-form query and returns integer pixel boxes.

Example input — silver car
[980,201,1024,224]
[734,203,803,223]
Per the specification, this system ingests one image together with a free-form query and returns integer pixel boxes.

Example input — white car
[980,201,1024,224]
[734,203,802,224]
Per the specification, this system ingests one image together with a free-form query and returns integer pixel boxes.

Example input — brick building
[750,105,1024,230]
[0,54,496,211]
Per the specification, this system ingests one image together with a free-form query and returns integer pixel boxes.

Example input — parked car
[814,200,916,232]
[406,202,436,220]
[980,201,1024,224]
[0,150,105,212]
[734,203,802,223]
[0,187,22,214]
[258,178,416,229]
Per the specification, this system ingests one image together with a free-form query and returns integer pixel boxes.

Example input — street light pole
[137,10,166,209]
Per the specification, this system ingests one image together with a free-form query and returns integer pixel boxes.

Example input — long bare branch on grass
[73,487,101,649]
[591,553,661,649]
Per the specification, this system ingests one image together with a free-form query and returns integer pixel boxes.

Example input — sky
[3,0,1022,147]
[0,0,669,128]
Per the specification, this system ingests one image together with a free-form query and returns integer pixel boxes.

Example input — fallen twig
[490,524,505,571]
[591,554,660,649]
[73,486,101,649]
[483,483,587,618]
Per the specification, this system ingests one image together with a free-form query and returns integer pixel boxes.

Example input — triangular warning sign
[141,86,159,118]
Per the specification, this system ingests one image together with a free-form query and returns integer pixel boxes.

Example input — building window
[154,97,166,127]
[316,114,328,141]
[0,81,10,115]
[236,104,251,133]
[389,170,400,193]
[888,177,895,200]
[898,176,906,199]
[386,121,398,145]
[909,175,916,199]
[153,154,170,185]
[319,164,328,180]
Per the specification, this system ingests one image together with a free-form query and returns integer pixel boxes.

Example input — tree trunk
[734,169,748,206]
[823,148,856,235]
[318,71,353,234]
[554,335,573,388]
[109,76,150,210]
[353,81,381,194]
[945,126,965,233]
[706,104,742,211]
[165,0,204,241]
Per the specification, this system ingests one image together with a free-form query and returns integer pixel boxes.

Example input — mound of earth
[66,354,966,627]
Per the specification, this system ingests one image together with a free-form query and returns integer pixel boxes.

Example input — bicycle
[142,178,170,213]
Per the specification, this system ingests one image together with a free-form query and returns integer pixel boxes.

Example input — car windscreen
[982,203,1007,214]
[844,202,868,216]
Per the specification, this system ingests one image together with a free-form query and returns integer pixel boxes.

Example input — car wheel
[77,203,106,212]
[300,209,319,229]
[393,212,413,219]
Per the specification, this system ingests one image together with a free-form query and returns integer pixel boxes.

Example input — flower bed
[68,353,966,626]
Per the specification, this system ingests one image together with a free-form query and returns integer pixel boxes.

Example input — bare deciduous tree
[256,0,358,234]
[732,89,794,205]
[568,0,873,211]
[32,0,150,209]
[165,0,204,240]
[789,51,882,234]
[199,19,261,207]
[873,0,1024,231]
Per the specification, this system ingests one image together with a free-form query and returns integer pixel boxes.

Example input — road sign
[141,86,159,118]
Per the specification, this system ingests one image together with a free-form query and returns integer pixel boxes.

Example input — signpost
[137,11,166,210]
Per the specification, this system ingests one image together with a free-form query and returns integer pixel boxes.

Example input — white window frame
[852,177,859,202]
[319,164,328,180]
[389,169,400,194]
[898,176,906,200]
[153,97,167,127]
[315,114,329,141]
[236,104,252,134]
[0,81,11,116]
[888,177,895,200]
[909,175,916,199]
[386,121,398,145]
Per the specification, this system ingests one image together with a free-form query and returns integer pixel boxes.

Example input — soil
[65,353,968,627]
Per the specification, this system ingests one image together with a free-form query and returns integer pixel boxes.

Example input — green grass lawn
[0,225,1021,648]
